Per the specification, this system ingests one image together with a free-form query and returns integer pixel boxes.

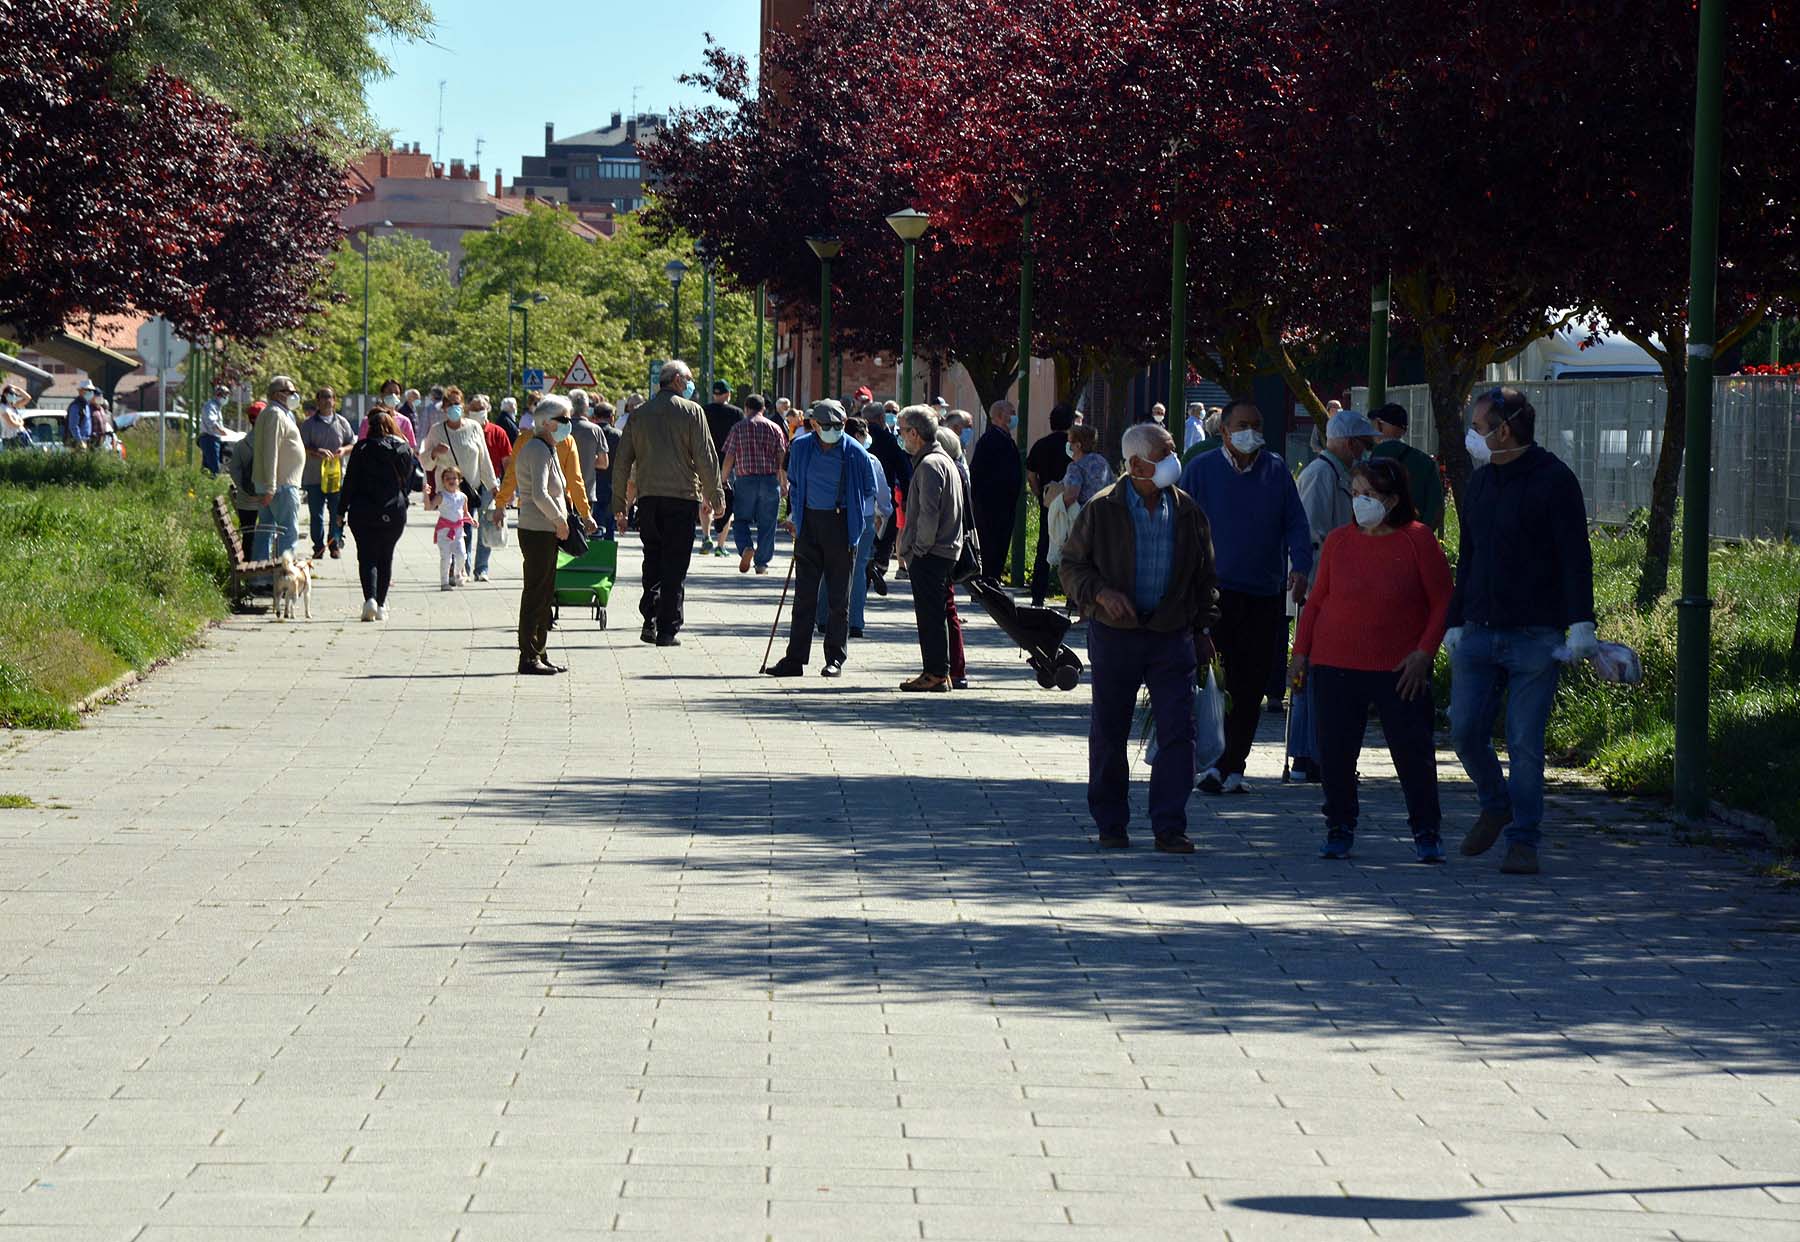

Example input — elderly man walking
[720,393,787,575]
[1448,387,1597,876]
[1178,399,1311,795]
[764,400,878,679]
[970,400,1022,580]
[251,375,307,562]
[893,406,965,692]
[611,360,724,647]
[1061,423,1220,853]
[1370,402,1445,532]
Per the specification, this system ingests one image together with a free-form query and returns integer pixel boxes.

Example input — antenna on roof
[631,84,641,119]
[473,135,484,167]
[435,80,447,158]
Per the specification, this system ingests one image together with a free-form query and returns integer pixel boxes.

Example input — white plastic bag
[481,506,509,549]
[1195,666,1226,774]
[1046,498,1081,567]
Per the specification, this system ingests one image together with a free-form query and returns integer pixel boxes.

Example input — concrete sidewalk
[1,519,1797,1240]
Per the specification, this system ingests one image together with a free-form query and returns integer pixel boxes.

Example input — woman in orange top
[1291,458,1453,863]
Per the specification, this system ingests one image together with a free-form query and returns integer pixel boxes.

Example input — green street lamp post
[694,240,716,395]
[886,208,931,407]
[1368,273,1392,408]
[806,236,842,406]
[1674,0,1725,820]
[665,259,688,359]
[1169,217,1189,423]
[359,218,392,418]
[1011,188,1035,584]
[510,292,547,391]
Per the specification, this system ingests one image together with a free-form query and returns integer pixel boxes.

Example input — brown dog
[271,550,312,620]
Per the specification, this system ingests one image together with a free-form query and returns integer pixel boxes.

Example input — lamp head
[884,208,931,242]
[665,259,688,287]
[806,235,843,261]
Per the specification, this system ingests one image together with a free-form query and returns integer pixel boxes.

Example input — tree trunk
[1257,309,1328,431]
[1104,353,1134,463]
[1423,347,1479,528]
[958,347,1018,413]
[1634,347,1687,608]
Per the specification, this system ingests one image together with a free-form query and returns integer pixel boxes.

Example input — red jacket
[482,420,513,479]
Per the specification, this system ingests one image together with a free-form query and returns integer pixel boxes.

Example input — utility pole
[435,80,446,158]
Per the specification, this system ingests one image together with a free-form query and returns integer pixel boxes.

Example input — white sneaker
[1222,772,1251,794]
[475,572,490,582]
[1196,767,1223,795]
[360,598,376,622]
[375,604,388,621]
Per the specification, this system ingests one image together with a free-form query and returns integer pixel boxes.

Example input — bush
[0,458,231,728]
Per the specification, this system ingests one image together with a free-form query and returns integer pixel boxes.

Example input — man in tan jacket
[251,375,307,562]
[610,360,724,647]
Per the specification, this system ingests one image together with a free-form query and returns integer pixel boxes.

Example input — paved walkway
[2,520,1798,1241]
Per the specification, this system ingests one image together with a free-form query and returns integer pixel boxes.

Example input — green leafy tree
[126,0,433,154]
[459,204,599,301]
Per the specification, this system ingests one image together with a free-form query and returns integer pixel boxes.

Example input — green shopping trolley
[553,538,617,628]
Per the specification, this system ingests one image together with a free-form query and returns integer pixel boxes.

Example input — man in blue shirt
[65,381,98,448]
[1177,398,1312,794]
[765,400,878,680]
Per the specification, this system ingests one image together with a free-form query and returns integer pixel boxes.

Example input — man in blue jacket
[764,400,879,680]
[1447,387,1596,876]
[1178,399,1312,794]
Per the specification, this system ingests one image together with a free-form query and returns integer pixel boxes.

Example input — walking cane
[759,556,797,673]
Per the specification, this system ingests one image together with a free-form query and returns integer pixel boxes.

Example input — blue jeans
[591,479,617,542]
[1087,621,1198,842]
[251,485,301,562]
[731,474,781,568]
[818,516,876,632]
[200,435,222,474]
[1449,625,1564,846]
[304,484,345,552]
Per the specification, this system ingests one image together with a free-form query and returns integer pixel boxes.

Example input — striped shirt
[721,413,787,478]
[1125,483,1175,617]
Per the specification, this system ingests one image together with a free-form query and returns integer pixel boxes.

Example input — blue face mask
[960,427,975,451]
[817,428,843,446]
[1009,416,1019,435]
[683,381,696,400]
[551,420,572,443]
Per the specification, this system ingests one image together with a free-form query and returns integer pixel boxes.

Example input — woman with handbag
[515,396,574,676]
[340,410,422,622]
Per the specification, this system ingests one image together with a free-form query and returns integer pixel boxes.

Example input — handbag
[559,501,588,557]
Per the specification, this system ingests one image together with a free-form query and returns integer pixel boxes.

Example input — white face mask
[383,394,400,408]
[1229,428,1264,455]
[1148,454,1181,490]
[1352,494,1388,529]
[284,392,302,413]
[1464,427,1494,465]
[550,420,571,443]
[817,428,843,446]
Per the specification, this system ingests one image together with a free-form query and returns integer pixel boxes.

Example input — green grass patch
[0,452,231,729]
[0,793,35,809]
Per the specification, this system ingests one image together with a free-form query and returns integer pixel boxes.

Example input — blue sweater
[1178,447,1312,596]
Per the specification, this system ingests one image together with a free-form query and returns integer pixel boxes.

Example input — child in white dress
[434,465,472,588]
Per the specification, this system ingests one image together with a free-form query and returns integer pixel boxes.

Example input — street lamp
[1169,214,1189,430]
[360,218,392,418]
[510,292,547,394]
[665,259,688,358]
[806,236,841,404]
[693,240,717,396]
[754,283,767,398]
[1009,189,1034,583]
[885,208,931,408]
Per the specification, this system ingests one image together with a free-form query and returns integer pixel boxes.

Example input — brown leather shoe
[1460,809,1511,857]
[899,673,951,693]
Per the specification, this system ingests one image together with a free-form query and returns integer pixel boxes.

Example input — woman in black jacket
[340,410,423,621]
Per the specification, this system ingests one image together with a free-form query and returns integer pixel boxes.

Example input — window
[596,158,642,181]
[574,165,591,180]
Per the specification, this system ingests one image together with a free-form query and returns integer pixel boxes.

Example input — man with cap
[198,384,231,474]
[1287,407,1379,780]
[701,380,744,554]
[65,381,100,449]
[610,360,724,646]
[250,375,307,563]
[1370,402,1444,532]
[763,399,879,679]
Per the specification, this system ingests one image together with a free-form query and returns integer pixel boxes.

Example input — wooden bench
[211,496,277,604]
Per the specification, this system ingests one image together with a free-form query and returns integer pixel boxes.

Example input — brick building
[511,114,663,222]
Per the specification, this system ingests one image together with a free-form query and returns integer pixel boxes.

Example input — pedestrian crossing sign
[562,353,597,389]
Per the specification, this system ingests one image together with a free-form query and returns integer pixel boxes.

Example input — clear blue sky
[364,0,759,182]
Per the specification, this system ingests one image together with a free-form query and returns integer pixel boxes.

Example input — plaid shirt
[1124,483,1175,617]
[720,412,787,478]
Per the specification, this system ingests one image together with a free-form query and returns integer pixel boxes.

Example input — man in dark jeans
[1025,402,1075,605]
[701,380,743,554]
[1177,399,1312,794]
[1059,422,1220,852]
[863,401,912,593]
[590,400,623,542]
[609,360,725,647]
[762,400,878,679]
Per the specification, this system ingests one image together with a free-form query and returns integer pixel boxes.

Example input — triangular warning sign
[561,352,596,388]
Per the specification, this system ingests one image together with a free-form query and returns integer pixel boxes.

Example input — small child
[434,466,472,588]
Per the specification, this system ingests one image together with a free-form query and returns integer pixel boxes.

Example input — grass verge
[0,450,230,728]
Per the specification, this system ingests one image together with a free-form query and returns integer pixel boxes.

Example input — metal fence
[1351,376,1800,542]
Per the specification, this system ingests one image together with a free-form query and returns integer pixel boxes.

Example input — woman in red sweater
[1291,458,1453,862]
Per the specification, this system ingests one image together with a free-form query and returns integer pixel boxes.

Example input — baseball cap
[854,385,873,402]
[1326,409,1378,439]
[1371,402,1409,429]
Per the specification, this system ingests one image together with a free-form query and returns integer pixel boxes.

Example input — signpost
[522,368,547,394]
[136,316,190,468]
[561,353,596,390]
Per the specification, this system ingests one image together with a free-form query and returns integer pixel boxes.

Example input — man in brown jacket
[611,360,725,646]
[1060,422,1220,852]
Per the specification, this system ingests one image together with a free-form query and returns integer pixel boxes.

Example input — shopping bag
[1046,499,1081,567]
[1195,665,1226,774]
